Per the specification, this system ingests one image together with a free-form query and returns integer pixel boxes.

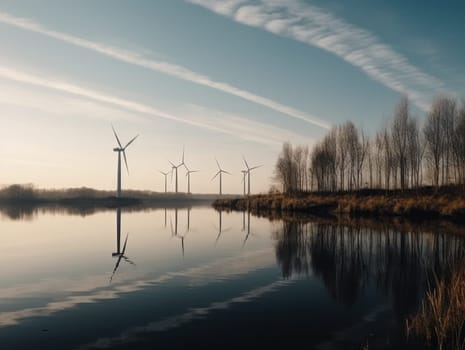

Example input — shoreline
[213,187,465,224]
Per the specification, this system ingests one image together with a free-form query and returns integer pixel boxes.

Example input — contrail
[0,11,330,129]
[188,0,447,112]
[0,65,310,147]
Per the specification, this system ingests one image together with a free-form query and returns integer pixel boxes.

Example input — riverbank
[213,187,465,222]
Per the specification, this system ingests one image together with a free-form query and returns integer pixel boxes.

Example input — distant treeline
[273,95,465,193]
[0,184,219,203]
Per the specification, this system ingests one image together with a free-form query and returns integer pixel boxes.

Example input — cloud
[0,10,330,129]
[0,80,144,123]
[0,65,308,147]
[187,0,446,111]
[183,104,313,147]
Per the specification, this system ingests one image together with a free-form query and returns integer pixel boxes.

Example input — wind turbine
[243,156,262,196]
[169,148,185,193]
[159,170,170,193]
[211,158,231,195]
[112,126,138,197]
[184,164,199,194]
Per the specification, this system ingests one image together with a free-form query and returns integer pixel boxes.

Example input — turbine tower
[243,156,262,196]
[169,148,185,193]
[112,126,138,197]
[241,170,248,196]
[211,158,231,195]
[159,170,170,193]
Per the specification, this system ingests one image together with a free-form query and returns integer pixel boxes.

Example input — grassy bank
[213,186,465,222]
[406,263,465,350]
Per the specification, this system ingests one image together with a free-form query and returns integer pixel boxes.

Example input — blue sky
[0,0,463,193]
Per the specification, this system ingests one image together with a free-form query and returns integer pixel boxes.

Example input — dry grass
[406,266,465,350]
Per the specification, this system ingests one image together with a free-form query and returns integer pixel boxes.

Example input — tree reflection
[273,220,465,315]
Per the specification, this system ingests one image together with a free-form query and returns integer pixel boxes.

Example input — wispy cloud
[0,11,330,129]
[187,0,446,111]
[183,104,313,147]
[0,65,309,147]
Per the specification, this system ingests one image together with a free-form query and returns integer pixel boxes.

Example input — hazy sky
[0,0,463,194]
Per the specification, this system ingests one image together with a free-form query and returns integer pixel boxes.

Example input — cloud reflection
[77,278,294,349]
[0,249,274,328]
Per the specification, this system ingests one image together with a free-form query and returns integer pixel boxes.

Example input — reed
[406,265,465,350]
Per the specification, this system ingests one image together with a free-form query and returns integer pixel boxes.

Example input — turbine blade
[123,150,129,174]
[211,171,220,181]
[215,158,221,170]
[110,254,123,283]
[223,170,232,175]
[169,160,176,167]
[250,165,263,171]
[123,256,136,266]
[242,156,250,169]
[121,233,129,255]
[112,125,123,149]
[182,146,185,164]
[124,134,139,149]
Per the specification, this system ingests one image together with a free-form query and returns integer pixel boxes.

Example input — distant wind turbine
[112,126,138,197]
[243,156,262,196]
[211,158,231,195]
[159,170,170,193]
[185,164,199,194]
[182,148,199,194]
[169,148,185,193]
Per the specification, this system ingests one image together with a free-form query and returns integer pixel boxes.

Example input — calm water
[0,206,464,350]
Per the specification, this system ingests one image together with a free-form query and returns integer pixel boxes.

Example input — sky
[0,0,463,194]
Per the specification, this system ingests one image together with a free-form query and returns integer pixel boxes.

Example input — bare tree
[424,96,456,187]
[391,96,411,191]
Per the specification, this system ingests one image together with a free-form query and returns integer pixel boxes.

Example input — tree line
[274,95,465,193]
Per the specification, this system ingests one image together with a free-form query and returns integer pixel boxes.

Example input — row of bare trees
[274,95,465,193]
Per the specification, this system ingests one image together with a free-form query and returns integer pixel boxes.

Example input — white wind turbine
[182,148,199,194]
[211,158,231,195]
[112,126,138,197]
[169,148,185,193]
[243,156,262,196]
[159,170,170,193]
[184,165,199,194]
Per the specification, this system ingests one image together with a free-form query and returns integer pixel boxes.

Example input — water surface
[0,206,464,349]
